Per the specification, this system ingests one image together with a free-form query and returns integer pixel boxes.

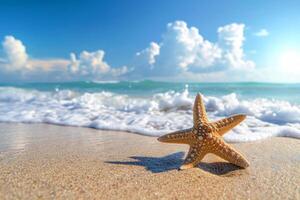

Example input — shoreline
[2,121,299,142]
[0,123,299,199]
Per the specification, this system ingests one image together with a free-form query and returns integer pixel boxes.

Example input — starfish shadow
[198,162,242,176]
[106,152,243,175]
[106,152,185,173]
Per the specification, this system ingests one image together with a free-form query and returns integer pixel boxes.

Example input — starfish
[158,93,250,170]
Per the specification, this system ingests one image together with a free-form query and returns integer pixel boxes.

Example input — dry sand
[0,123,299,199]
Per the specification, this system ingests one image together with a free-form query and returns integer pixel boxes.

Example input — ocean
[0,80,300,142]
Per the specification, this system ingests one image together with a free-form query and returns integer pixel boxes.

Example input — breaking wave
[0,86,299,142]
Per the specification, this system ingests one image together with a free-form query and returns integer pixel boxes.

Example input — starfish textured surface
[158,94,250,170]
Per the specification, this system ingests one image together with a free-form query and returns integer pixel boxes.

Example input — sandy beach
[0,123,299,199]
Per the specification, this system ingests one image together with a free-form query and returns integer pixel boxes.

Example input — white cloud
[28,59,69,71]
[2,36,30,71]
[68,50,128,79]
[133,21,255,76]
[254,29,269,37]
[0,36,128,81]
[157,21,222,73]
[135,42,160,65]
[218,23,255,70]
[133,42,160,75]
[1,35,69,80]
[69,50,110,75]
[0,21,257,82]
[110,66,129,77]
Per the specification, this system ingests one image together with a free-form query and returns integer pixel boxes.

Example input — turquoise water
[1,80,300,103]
[0,80,300,142]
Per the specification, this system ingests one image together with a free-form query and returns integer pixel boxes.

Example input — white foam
[0,86,299,142]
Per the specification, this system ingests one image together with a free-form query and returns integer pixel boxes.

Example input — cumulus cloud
[68,50,128,79]
[2,36,30,71]
[218,23,255,70]
[254,29,269,37]
[133,21,255,76]
[0,21,257,81]
[69,50,110,75]
[0,35,69,80]
[158,21,221,71]
[133,42,160,75]
[135,42,160,65]
[0,36,128,81]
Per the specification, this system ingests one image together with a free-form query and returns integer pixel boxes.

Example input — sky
[0,0,300,82]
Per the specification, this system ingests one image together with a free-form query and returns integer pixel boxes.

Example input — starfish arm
[209,136,249,168]
[212,114,246,136]
[180,144,207,170]
[193,93,208,126]
[157,128,194,144]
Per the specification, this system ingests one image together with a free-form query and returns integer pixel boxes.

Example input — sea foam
[0,86,299,142]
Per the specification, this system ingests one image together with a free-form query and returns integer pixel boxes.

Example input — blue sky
[0,0,300,82]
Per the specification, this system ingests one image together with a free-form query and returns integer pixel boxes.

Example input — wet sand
[0,123,299,199]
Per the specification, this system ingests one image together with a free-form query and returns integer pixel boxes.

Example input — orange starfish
[158,94,250,170]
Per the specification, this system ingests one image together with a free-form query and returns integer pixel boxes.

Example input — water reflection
[0,123,108,153]
[0,123,30,152]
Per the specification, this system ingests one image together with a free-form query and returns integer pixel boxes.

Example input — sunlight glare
[279,50,300,73]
